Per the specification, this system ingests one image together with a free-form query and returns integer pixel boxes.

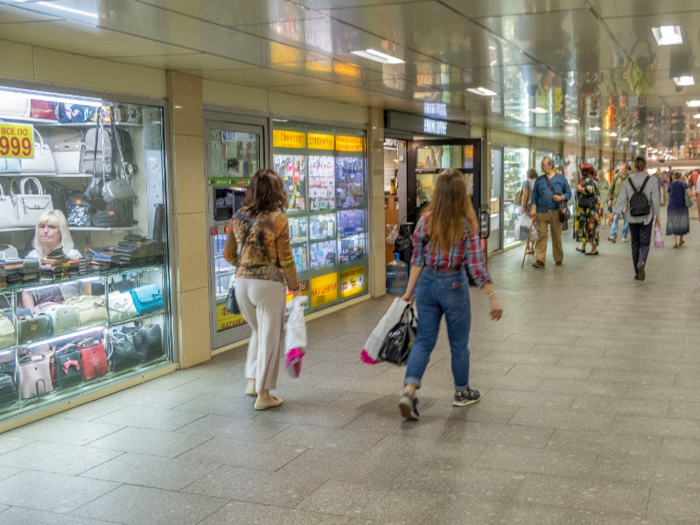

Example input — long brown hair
[425,168,478,252]
[241,168,288,215]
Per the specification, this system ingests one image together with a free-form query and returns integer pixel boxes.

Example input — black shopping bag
[378,305,416,365]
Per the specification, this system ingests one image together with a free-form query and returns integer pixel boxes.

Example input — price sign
[0,124,34,159]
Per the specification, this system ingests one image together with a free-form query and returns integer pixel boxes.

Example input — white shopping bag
[518,215,532,241]
[361,297,409,364]
[285,296,308,378]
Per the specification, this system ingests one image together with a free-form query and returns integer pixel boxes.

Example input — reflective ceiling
[2,0,700,156]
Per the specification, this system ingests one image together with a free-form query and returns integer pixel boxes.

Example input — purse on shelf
[78,337,109,380]
[17,313,51,344]
[0,244,18,260]
[0,369,16,402]
[108,291,137,322]
[14,177,54,227]
[53,141,83,174]
[102,116,136,203]
[109,331,138,372]
[0,186,18,229]
[19,354,53,399]
[30,100,57,120]
[64,295,108,327]
[66,195,91,227]
[51,343,82,390]
[0,92,30,118]
[36,302,78,336]
[123,324,162,363]
[20,129,56,174]
[129,284,164,315]
[0,315,15,349]
[0,158,22,174]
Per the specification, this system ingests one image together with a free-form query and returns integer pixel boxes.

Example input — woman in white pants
[224,169,300,410]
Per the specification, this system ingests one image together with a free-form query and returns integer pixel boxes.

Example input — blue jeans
[611,210,629,239]
[404,269,472,392]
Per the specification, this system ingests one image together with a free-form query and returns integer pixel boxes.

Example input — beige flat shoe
[255,396,283,410]
[245,383,256,397]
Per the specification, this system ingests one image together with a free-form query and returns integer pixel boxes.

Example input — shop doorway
[205,120,264,350]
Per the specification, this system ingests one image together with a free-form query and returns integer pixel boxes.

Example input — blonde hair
[425,168,478,252]
[34,209,74,254]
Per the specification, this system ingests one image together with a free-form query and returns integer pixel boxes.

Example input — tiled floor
[2,211,700,524]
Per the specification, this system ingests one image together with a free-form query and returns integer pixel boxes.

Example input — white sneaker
[622,237,629,243]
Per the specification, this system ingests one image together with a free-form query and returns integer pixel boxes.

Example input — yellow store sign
[273,130,306,149]
[336,135,363,152]
[308,133,334,150]
[216,302,246,332]
[0,123,34,158]
[339,266,365,298]
[311,272,338,308]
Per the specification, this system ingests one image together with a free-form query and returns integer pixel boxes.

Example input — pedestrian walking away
[575,163,600,255]
[529,157,572,268]
[398,168,503,421]
[519,169,538,255]
[608,157,660,282]
[666,171,694,247]
[608,163,631,243]
[224,168,300,411]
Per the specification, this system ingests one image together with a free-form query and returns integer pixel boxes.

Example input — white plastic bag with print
[285,296,308,378]
[361,297,410,364]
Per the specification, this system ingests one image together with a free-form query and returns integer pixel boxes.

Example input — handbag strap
[20,176,42,195]
[544,174,560,197]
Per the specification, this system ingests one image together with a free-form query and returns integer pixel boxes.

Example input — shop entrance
[490,146,530,252]
[205,120,264,350]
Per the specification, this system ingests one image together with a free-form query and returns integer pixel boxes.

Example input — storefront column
[166,71,211,368]
[367,107,386,298]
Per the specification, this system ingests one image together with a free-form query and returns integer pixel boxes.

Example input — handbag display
[0,316,15,349]
[103,178,137,203]
[53,141,83,174]
[37,303,78,335]
[15,177,54,227]
[20,130,56,174]
[81,123,134,175]
[17,313,51,344]
[64,295,108,327]
[124,324,163,363]
[108,291,137,322]
[19,354,53,399]
[0,158,21,174]
[30,100,57,120]
[66,195,91,227]
[0,370,16,404]
[109,331,138,372]
[92,201,135,227]
[51,344,82,390]
[0,92,30,117]
[78,338,109,380]
[129,284,163,315]
[0,186,18,229]
[56,103,97,123]
[544,175,571,222]
[0,244,19,260]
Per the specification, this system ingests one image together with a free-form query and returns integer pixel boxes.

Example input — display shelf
[108,309,165,327]
[0,115,142,127]
[309,235,335,243]
[0,173,93,178]
[0,226,135,233]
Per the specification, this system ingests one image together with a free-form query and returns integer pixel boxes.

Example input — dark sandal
[585,251,599,256]
[576,248,586,253]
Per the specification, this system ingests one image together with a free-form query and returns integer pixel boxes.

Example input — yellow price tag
[0,124,34,159]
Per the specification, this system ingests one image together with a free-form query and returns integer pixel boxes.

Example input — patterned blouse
[224,210,299,291]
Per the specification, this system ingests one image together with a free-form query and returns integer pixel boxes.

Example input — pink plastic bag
[654,225,664,250]
[284,296,307,378]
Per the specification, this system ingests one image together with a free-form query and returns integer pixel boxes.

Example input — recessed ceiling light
[693,114,700,118]
[350,49,404,64]
[564,119,579,124]
[529,107,547,114]
[640,145,647,148]
[467,87,498,96]
[652,25,683,46]
[633,141,639,145]
[621,138,630,142]
[589,126,601,131]
[37,1,98,18]
[674,76,695,86]
[686,100,700,107]
[608,132,617,137]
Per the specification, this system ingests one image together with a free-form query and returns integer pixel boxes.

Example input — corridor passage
[0,215,699,525]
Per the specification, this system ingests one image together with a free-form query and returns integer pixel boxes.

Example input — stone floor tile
[513,473,649,516]
[100,388,201,410]
[342,411,455,440]
[0,441,122,476]
[0,507,117,525]
[88,426,212,458]
[255,403,364,428]
[131,371,202,391]
[469,374,543,392]
[509,408,614,431]
[0,470,120,513]
[80,452,218,491]
[546,428,662,458]
[630,385,700,404]
[265,423,386,453]
[660,437,700,463]
[0,435,34,455]
[610,415,700,438]
[439,420,555,448]
[52,399,127,422]
[536,379,629,397]
[297,479,444,524]
[419,398,519,423]
[506,364,593,381]
[590,455,700,488]
[5,418,123,446]
[647,484,700,520]
[588,369,676,386]
[274,385,347,406]
[92,405,207,431]
[420,495,503,525]
[198,500,351,525]
[529,344,607,358]
[71,484,227,525]
[363,434,486,469]
[473,444,596,478]
[483,389,575,410]
[570,396,669,418]
[0,465,21,481]
[176,436,306,471]
[176,413,291,440]
[304,361,387,378]
[312,377,402,395]
[170,393,260,418]
[668,401,700,420]
[482,351,562,365]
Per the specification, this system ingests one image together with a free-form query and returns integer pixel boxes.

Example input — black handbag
[110,331,138,372]
[378,305,416,366]
[51,344,83,390]
[226,214,256,316]
[123,324,162,363]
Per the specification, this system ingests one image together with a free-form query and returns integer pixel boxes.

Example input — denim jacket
[530,173,572,213]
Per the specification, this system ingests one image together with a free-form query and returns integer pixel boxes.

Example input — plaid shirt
[410,213,492,287]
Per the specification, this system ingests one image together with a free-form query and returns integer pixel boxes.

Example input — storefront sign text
[423,118,447,135]
[273,130,306,149]
[335,135,363,152]
[0,123,34,159]
[339,266,365,298]
[311,273,338,308]
[216,302,246,331]
[308,133,334,150]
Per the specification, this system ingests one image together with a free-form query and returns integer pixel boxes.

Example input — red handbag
[79,338,109,380]
[30,100,57,120]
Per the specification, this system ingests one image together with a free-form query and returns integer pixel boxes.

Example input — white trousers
[235,278,286,393]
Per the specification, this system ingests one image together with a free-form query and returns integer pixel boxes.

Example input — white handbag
[53,141,83,174]
[0,316,15,349]
[0,186,18,229]
[0,244,18,259]
[108,291,137,322]
[15,177,53,227]
[0,92,30,118]
[38,303,78,335]
[21,129,56,174]
[64,295,108,327]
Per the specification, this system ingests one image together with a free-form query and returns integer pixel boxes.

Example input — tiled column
[166,72,211,368]
[367,107,387,298]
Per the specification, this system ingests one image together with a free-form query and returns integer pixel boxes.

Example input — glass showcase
[503,147,530,247]
[415,144,474,209]
[0,87,171,422]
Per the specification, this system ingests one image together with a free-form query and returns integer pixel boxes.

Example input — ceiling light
[529,107,548,114]
[674,76,695,86]
[564,119,579,124]
[589,126,601,131]
[608,132,617,137]
[37,1,98,18]
[351,49,404,64]
[693,114,700,118]
[467,87,498,97]
[640,145,647,148]
[633,141,639,145]
[652,25,683,46]
[621,138,630,142]
[686,100,700,107]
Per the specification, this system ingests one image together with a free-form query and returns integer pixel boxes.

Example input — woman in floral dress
[575,164,599,255]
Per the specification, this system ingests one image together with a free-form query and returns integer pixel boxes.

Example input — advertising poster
[311,273,338,308]
[310,240,336,270]
[274,155,306,211]
[217,303,246,332]
[292,245,308,273]
[309,156,335,210]
[339,266,365,298]
[336,157,363,208]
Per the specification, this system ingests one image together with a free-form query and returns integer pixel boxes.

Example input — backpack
[628,177,651,217]
[515,184,531,208]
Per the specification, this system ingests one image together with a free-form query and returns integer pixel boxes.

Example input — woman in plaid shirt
[399,169,503,421]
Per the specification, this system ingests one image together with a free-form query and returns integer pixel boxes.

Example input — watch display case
[0,86,171,422]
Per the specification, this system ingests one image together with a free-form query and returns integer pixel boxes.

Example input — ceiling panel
[184,68,335,87]
[445,0,588,19]
[293,0,426,9]
[109,53,262,71]
[0,2,60,23]
[596,1,700,19]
